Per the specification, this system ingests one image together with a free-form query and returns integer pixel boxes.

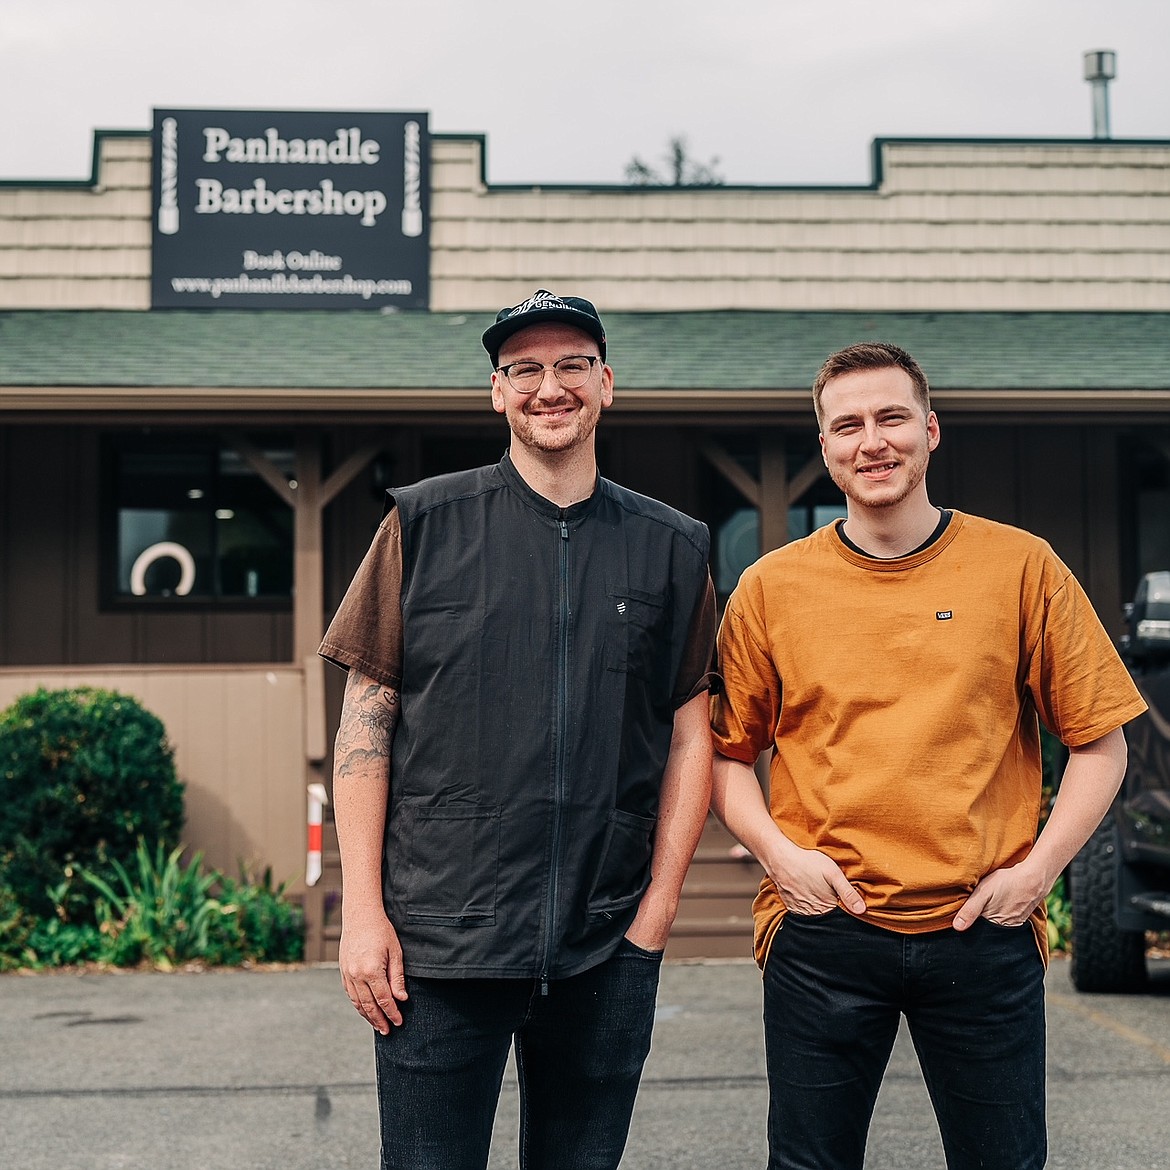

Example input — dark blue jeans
[763,909,1046,1170]
[373,938,663,1170]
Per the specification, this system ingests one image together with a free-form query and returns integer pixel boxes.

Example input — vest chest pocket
[605,585,669,682]
[399,805,500,926]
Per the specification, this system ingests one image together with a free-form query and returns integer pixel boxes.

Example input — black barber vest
[383,454,709,980]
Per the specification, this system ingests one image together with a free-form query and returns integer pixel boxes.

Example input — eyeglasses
[496,355,601,394]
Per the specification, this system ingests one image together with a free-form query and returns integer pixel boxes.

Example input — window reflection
[110,438,293,602]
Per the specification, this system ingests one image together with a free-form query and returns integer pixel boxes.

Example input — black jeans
[373,938,663,1170]
[763,909,1046,1170]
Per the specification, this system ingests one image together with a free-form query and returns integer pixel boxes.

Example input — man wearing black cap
[320,289,717,1169]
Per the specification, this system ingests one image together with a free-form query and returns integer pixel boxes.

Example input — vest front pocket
[586,808,655,919]
[399,805,500,926]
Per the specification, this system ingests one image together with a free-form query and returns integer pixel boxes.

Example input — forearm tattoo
[335,677,400,780]
[357,683,398,754]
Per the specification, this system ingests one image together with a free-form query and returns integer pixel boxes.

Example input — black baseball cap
[482,289,606,367]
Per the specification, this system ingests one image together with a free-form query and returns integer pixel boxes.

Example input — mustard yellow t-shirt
[711,511,1147,966]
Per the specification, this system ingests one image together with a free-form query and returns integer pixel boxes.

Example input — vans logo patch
[936,610,953,621]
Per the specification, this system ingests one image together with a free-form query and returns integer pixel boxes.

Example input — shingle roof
[1,309,1168,391]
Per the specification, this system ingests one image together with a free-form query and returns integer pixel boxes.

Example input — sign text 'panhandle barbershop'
[151,109,429,309]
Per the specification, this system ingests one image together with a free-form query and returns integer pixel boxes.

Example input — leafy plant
[207,866,305,964]
[25,915,106,968]
[80,840,224,970]
[1046,874,1073,953]
[60,844,305,970]
[0,687,184,920]
[1037,725,1076,952]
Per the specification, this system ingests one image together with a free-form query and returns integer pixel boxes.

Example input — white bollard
[306,782,329,886]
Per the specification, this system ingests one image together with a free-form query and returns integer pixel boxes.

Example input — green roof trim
[1,310,1168,392]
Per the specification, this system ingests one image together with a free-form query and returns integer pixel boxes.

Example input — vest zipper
[540,516,571,995]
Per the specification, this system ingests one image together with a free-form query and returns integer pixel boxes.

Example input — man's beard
[830,449,929,509]
[508,398,601,454]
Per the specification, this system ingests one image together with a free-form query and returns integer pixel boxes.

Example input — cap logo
[508,289,573,319]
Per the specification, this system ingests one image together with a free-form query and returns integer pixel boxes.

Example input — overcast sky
[2,0,1167,187]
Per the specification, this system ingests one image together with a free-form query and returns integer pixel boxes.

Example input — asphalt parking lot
[1,956,1167,1169]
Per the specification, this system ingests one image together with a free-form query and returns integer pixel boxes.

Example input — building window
[106,436,294,604]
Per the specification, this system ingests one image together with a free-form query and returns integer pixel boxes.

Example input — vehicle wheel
[1069,815,1148,992]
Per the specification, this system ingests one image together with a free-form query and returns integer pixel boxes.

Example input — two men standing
[324,295,1143,1170]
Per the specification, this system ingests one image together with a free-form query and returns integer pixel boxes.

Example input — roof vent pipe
[1083,49,1117,139]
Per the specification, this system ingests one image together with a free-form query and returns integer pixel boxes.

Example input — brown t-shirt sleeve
[673,571,720,707]
[318,507,404,689]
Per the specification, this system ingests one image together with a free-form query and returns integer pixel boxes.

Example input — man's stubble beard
[510,398,602,455]
[830,448,929,510]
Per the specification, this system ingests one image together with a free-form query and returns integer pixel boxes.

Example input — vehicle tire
[1069,815,1148,993]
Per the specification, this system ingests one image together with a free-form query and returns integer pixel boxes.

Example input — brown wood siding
[934,423,1125,635]
[1082,428,1124,626]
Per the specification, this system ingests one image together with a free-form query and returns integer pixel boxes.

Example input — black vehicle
[1069,571,1170,992]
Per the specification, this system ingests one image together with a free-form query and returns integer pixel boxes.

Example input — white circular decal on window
[130,541,196,596]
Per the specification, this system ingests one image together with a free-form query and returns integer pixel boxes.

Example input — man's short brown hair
[812,342,931,427]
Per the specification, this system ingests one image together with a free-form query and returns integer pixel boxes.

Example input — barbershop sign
[151,109,429,309]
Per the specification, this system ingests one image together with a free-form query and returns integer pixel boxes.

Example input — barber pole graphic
[401,120,422,237]
[158,117,180,234]
[306,783,329,886]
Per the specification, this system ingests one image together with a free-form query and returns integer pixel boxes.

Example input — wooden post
[294,437,324,665]
[293,438,328,958]
[759,434,789,553]
[293,437,385,959]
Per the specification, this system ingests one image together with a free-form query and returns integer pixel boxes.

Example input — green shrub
[23,902,106,969]
[1046,874,1073,954]
[1038,724,1075,952]
[208,866,305,964]
[0,687,184,920]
